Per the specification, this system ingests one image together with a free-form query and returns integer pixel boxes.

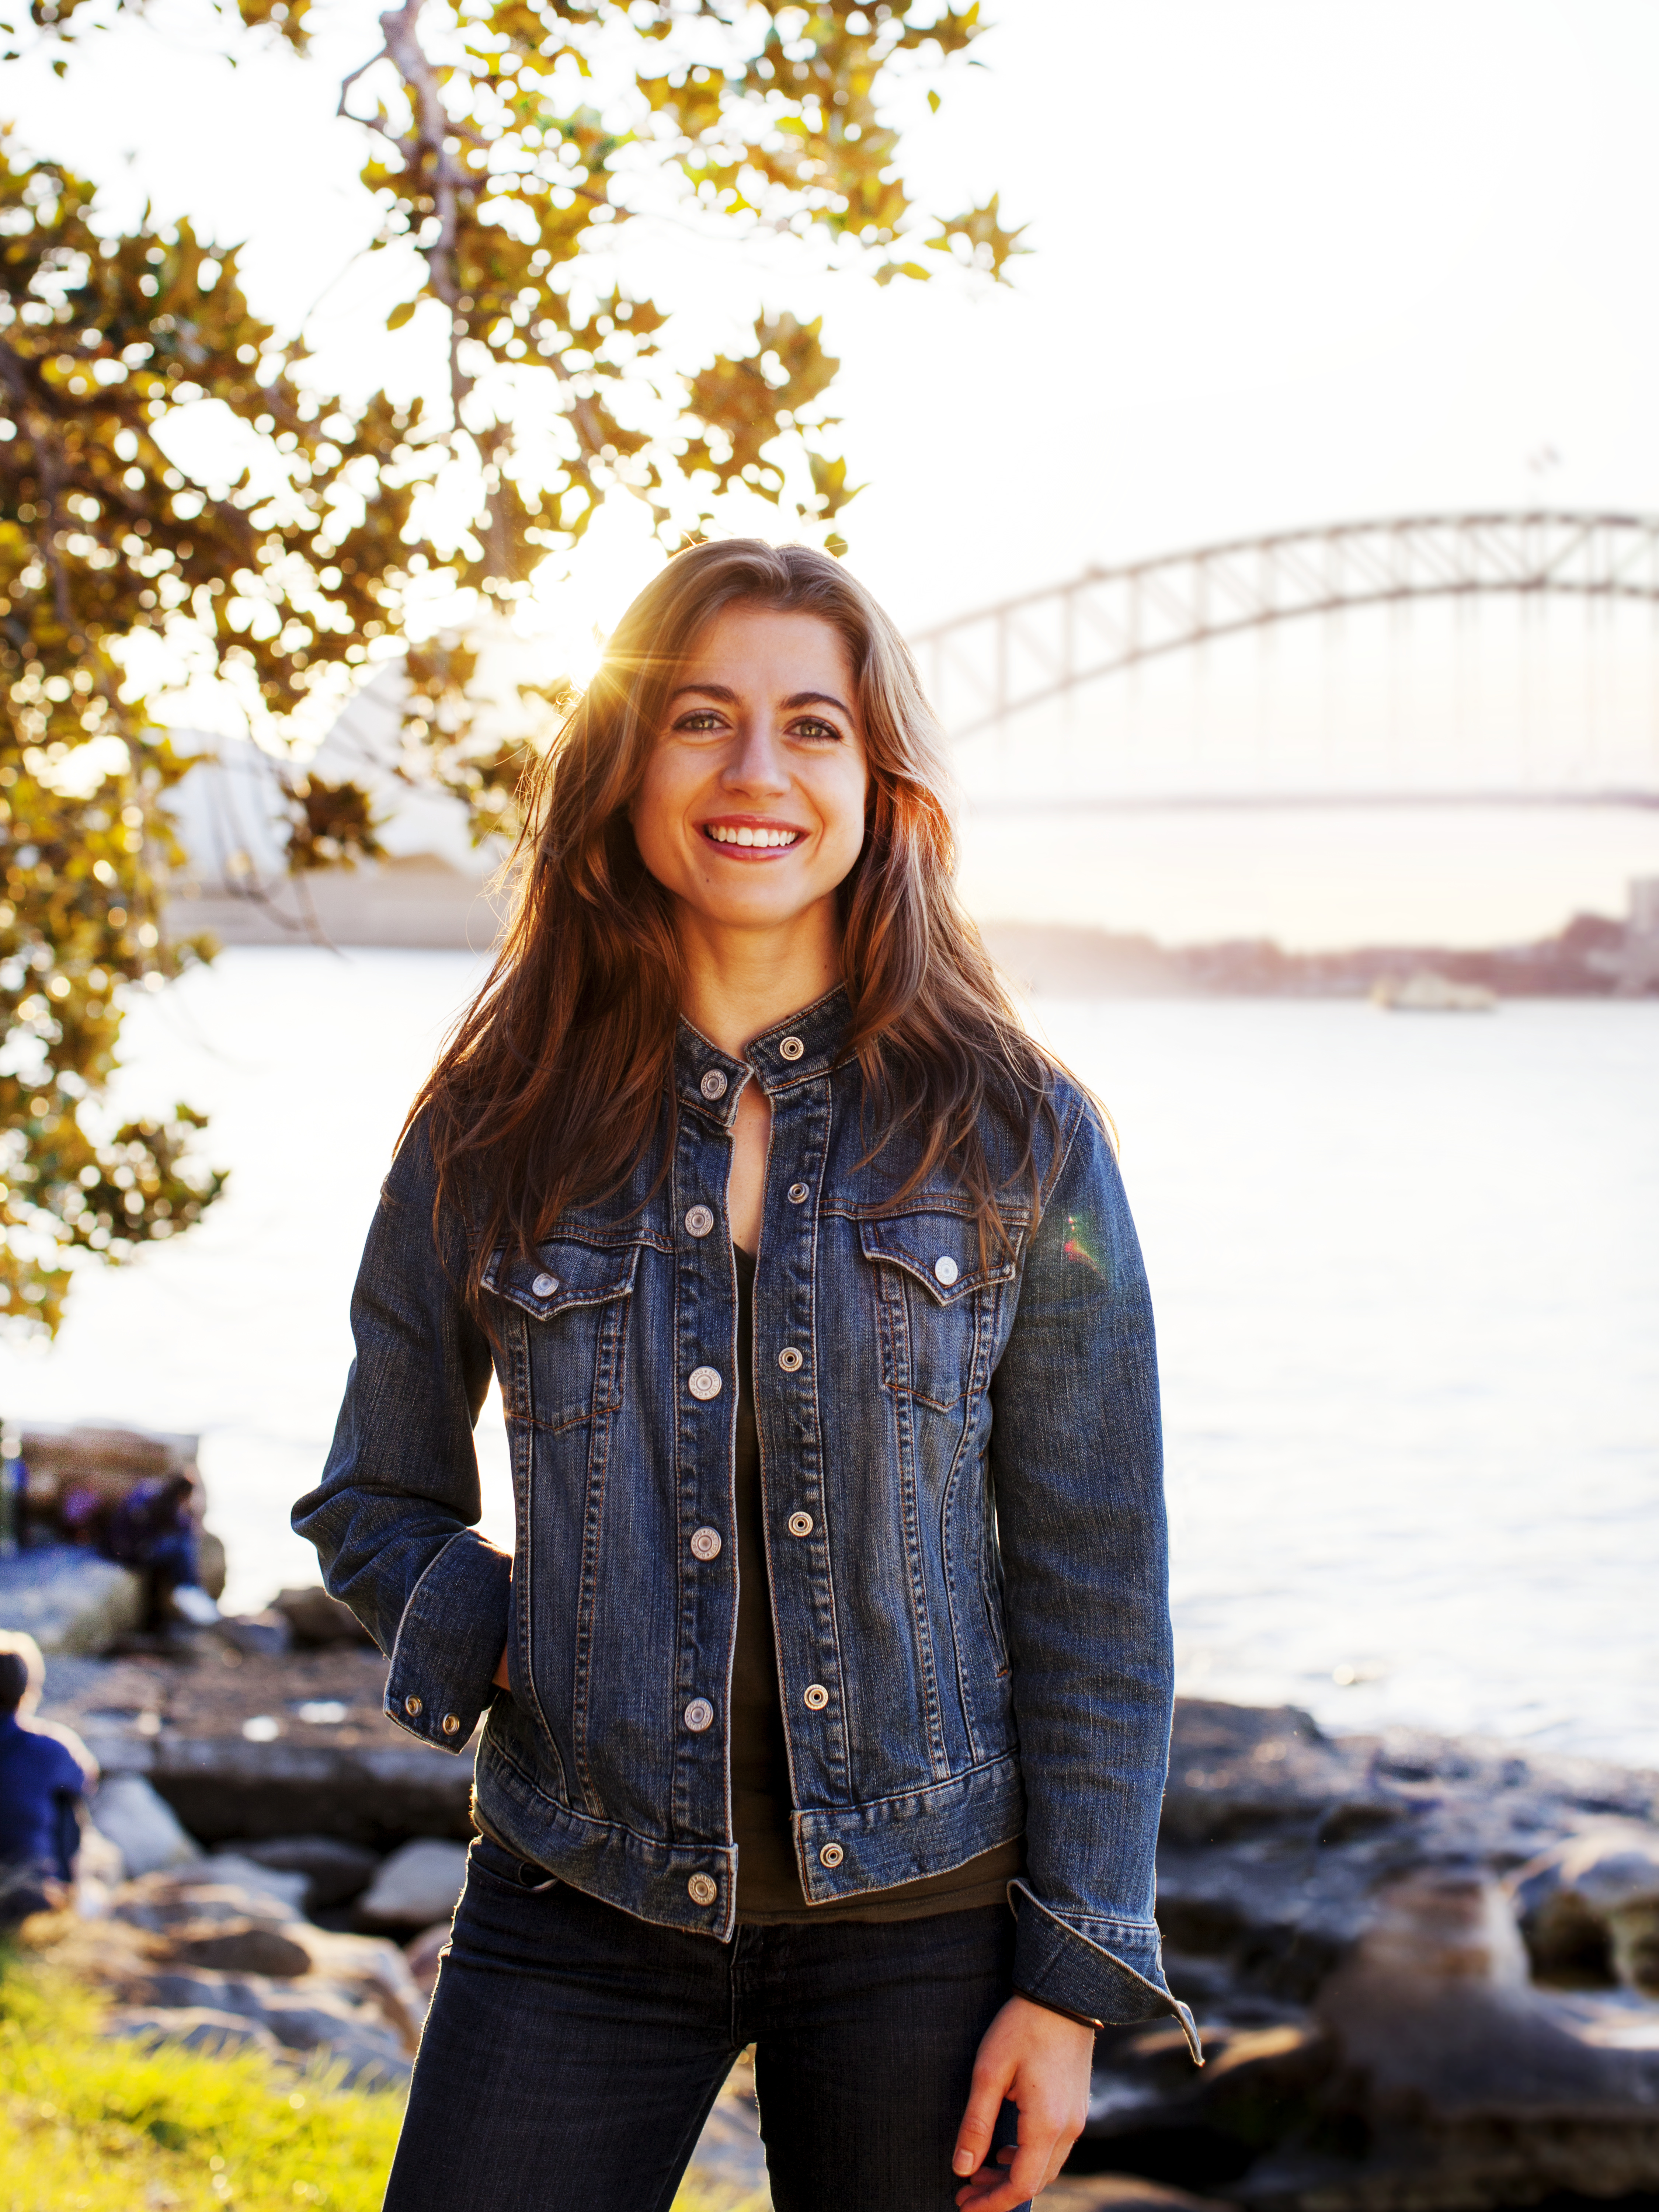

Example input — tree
[1,1,1022,1327]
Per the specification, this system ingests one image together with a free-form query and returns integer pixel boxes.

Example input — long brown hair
[410,538,1064,1294]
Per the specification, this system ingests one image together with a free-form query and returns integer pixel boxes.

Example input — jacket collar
[675,984,852,1127]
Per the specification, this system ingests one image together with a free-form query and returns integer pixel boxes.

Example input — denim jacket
[295,987,1196,2052]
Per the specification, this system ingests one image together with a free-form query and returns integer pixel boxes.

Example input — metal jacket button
[684,1698,714,1733]
[818,1843,844,1869]
[685,1205,714,1238]
[933,1254,960,1286]
[404,1695,422,1717]
[787,1511,814,1538]
[700,1070,727,1100]
[442,1714,461,1736]
[532,1272,558,1297]
[689,1526,723,1560]
[688,1873,718,1905]
[778,1036,804,1061]
[787,1182,810,1204]
[777,1345,803,1372]
[688,1366,722,1400]
[803,1683,829,1711]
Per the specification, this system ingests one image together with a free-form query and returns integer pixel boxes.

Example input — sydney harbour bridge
[911,512,1659,810]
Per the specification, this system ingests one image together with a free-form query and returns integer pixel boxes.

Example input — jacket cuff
[1009,1880,1202,2063]
[383,1530,512,1753]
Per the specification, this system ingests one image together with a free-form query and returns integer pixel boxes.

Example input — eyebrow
[669,684,854,717]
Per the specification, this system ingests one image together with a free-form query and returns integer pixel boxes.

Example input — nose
[721,716,790,797]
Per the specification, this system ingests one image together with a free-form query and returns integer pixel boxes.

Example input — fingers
[954,2102,1087,2212]
[953,2119,1072,2211]
[953,2052,1015,2182]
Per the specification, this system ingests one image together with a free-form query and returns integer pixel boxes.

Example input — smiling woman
[292,540,1198,2212]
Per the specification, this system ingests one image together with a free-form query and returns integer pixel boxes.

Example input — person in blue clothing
[0,1630,94,1920]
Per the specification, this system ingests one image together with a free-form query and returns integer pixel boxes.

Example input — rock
[197,1530,227,1601]
[48,1862,421,2088]
[684,2056,769,2200]
[194,1857,311,1917]
[104,2005,284,2060]
[145,1735,476,1849]
[0,1545,144,1657]
[1161,1701,1405,1847]
[216,1612,292,1657]
[74,1818,123,1919]
[355,1839,468,1930]
[112,1867,308,1933]
[133,1968,411,2087]
[1047,2183,1242,2212]
[171,1924,314,1978]
[1510,1821,1659,1993]
[404,1921,449,1999]
[270,1586,375,1649]
[90,1774,202,1878]
[218,1836,381,1912]
[299,1927,429,2050]
[1239,1870,1659,2209]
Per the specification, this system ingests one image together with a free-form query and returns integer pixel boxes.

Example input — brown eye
[792,717,841,743]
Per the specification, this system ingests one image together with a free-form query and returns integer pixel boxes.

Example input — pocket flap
[483,1238,643,1319]
[858,1212,1019,1306]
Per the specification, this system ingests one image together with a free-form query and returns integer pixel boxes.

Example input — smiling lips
[701,820,804,851]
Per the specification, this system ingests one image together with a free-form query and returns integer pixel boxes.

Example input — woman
[295,539,1197,2212]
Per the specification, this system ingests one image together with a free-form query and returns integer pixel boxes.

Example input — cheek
[629,757,682,867]
[812,754,868,845]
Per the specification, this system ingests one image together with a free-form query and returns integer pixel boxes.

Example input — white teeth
[707,825,799,848]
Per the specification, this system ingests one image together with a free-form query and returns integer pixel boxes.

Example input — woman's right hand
[492,1644,510,1690]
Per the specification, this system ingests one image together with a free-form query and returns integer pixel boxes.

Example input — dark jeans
[386,1835,1025,2212]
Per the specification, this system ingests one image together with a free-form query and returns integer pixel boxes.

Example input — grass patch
[0,1940,761,2211]
[0,1943,403,2212]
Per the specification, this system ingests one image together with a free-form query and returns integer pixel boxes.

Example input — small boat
[1371,972,1498,1013]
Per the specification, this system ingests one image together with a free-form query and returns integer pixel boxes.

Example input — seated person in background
[105,1473,219,1628]
[0,1631,95,1920]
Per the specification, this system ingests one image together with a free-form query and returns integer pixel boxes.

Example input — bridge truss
[911,513,1659,806]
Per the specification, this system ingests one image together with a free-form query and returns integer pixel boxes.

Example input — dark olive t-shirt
[730,1243,1023,1923]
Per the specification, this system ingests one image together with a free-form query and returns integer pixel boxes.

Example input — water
[3,950,1655,1767]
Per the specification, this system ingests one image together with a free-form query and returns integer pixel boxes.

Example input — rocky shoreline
[28,1652,1659,2210]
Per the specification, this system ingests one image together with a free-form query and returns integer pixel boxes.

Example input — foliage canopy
[0,0,1016,1327]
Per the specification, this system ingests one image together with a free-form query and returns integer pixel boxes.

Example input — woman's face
[630,602,869,943]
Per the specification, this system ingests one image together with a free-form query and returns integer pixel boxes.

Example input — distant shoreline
[980,912,1658,999]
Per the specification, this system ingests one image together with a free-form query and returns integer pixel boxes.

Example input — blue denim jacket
[295,987,1196,2051]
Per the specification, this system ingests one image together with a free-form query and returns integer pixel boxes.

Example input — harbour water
[3,949,1654,1766]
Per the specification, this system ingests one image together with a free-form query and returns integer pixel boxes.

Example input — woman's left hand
[952,1995,1095,2211]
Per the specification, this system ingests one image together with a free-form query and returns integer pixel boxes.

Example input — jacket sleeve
[291,1120,510,1755]
[990,1093,1200,2061]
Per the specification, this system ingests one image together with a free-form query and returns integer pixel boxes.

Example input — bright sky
[15,0,1659,942]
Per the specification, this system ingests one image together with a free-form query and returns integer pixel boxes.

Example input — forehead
[677,603,855,696]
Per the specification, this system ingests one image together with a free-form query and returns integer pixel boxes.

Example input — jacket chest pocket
[858,1209,1020,1413]
[484,1239,643,1434]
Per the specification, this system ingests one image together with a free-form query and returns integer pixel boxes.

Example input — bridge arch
[912,513,1659,749]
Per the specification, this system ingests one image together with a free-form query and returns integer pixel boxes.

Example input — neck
[674,899,842,1060]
